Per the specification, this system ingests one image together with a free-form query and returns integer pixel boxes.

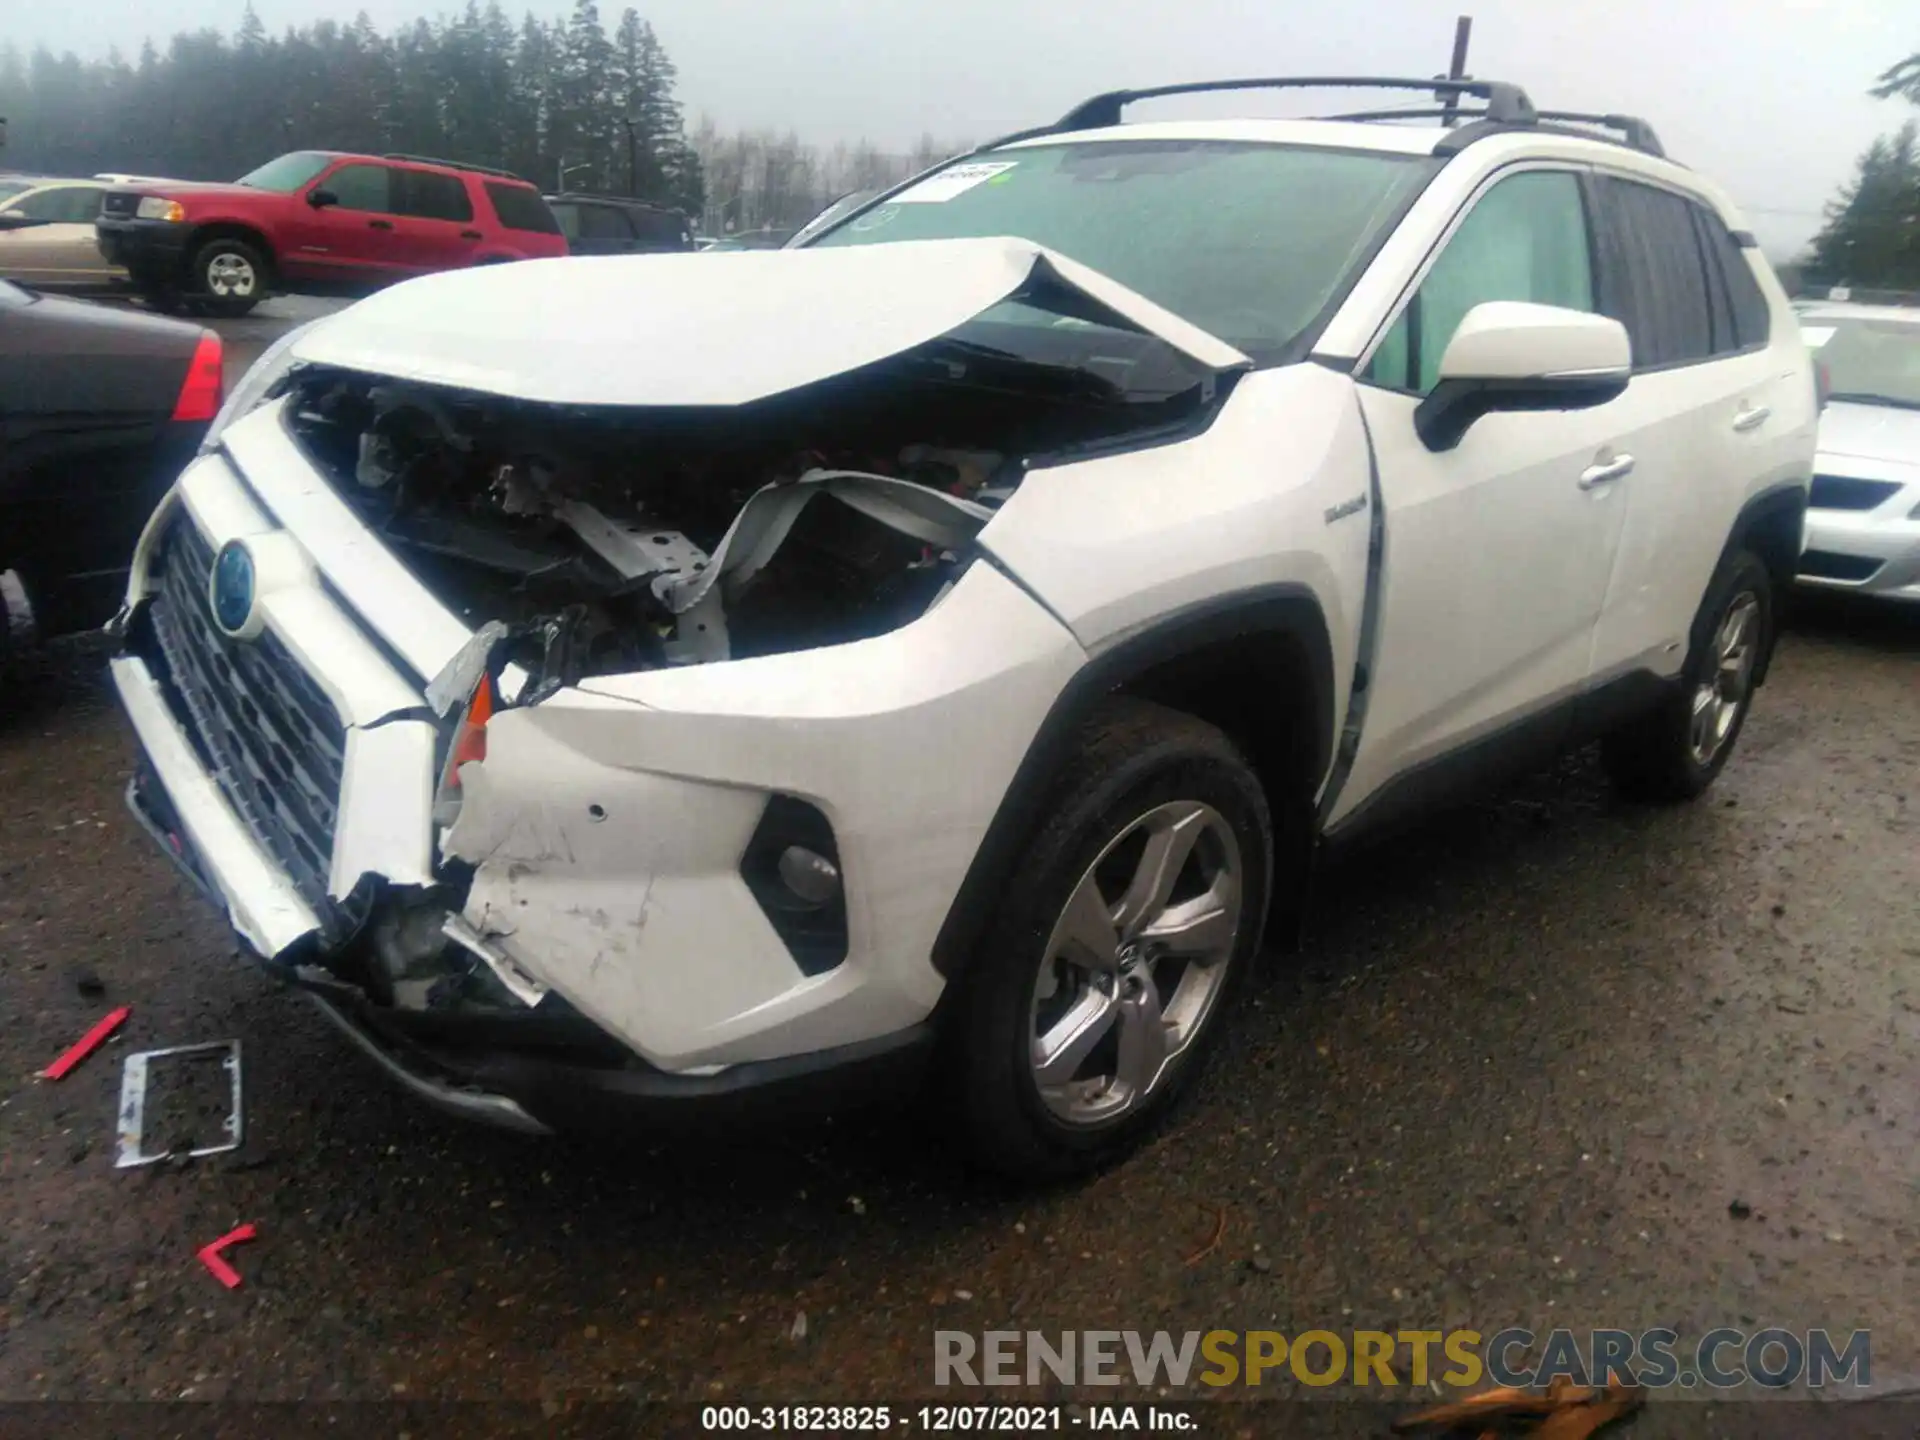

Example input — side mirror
[1414,301,1633,452]
[307,188,338,210]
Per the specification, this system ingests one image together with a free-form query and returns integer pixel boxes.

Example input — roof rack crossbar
[1529,110,1665,158]
[1056,76,1537,131]
[382,152,524,181]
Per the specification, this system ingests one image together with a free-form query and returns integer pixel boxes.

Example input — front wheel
[1603,549,1773,802]
[948,700,1273,1181]
[189,236,267,316]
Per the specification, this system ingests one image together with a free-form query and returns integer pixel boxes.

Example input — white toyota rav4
[111,78,1816,1178]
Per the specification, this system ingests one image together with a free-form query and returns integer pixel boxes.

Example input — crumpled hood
[287,236,1252,407]
[1817,400,1920,470]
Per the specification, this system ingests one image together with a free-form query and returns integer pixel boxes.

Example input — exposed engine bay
[281,330,1218,691]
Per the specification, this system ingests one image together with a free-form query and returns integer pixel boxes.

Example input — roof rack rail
[1530,110,1665,158]
[382,152,524,181]
[547,189,680,208]
[1055,76,1537,131]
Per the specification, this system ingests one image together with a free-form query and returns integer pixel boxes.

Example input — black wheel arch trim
[928,583,1335,981]
[1722,479,1807,686]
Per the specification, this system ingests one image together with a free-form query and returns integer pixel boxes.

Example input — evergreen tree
[1806,121,1920,288]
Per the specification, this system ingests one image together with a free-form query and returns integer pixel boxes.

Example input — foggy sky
[14,0,1913,257]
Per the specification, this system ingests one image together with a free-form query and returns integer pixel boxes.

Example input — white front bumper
[117,407,1088,1072]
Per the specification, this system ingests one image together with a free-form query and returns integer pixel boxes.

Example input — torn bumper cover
[112,432,1083,1133]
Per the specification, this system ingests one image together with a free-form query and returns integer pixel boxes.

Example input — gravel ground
[1,467,1915,1428]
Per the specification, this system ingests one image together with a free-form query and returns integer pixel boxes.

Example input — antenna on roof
[1438,16,1473,127]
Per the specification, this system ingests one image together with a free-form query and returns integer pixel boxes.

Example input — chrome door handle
[1732,404,1772,432]
[1579,454,1636,489]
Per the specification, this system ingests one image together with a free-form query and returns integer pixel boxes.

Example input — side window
[11,189,70,221]
[1695,209,1773,351]
[1592,177,1714,370]
[1363,170,1594,395]
[549,202,581,240]
[63,187,104,223]
[323,164,394,214]
[395,170,474,223]
[577,204,633,241]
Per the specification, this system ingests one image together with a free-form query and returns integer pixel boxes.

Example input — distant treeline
[0,3,969,234]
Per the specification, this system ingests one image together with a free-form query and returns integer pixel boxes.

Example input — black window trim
[1352,158,1598,399]
[1574,166,1766,378]
[1689,201,1773,360]
[1585,168,1745,377]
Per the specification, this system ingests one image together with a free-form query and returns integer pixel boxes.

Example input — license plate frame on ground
[114,1040,244,1168]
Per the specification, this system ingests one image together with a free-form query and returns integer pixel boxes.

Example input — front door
[286,162,409,284]
[1332,167,1632,826]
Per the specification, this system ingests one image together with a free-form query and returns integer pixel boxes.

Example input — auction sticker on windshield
[892,161,1019,203]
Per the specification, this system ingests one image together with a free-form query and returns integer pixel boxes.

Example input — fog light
[741,795,848,975]
[778,845,841,907]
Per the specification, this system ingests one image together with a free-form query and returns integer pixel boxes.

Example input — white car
[1796,302,1920,601]
[109,77,1816,1178]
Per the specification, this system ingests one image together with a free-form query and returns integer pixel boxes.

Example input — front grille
[147,519,366,940]
[101,192,138,219]
[1810,475,1901,511]
[1799,549,1884,583]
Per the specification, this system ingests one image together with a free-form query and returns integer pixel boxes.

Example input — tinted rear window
[397,169,473,223]
[1594,177,1715,370]
[486,183,560,234]
[577,203,631,241]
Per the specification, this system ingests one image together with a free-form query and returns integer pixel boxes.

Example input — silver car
[1797,303,1920,602]
[0,178,125,290]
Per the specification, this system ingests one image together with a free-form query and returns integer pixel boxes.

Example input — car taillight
[432,674,496,826]
[1815,361,1832,411]
[171,330,224,423]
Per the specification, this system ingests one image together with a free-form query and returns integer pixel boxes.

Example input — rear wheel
[948,700,1273,1180]
[189,236,267,316]
[1603,549,1773,802]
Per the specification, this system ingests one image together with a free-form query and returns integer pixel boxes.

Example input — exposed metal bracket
[114,1041,244,1169]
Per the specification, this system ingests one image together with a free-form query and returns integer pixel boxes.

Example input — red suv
[96,151,569,316]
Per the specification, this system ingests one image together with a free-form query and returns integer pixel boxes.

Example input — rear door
[391,168,484,271]
[1583,176,1806,682]
[1335,166,1633,824]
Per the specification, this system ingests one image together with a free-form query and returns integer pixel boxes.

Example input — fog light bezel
[740,795,848,976]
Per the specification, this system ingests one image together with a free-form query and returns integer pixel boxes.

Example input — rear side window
[577,203,632,241]
[1694,210,1772,351]
[1592,177,1715,370]
[12,186,102,223]
[396,169,474,223]
[1364,169,1595,395]
[631,209,690,247]
[486,183,561,235]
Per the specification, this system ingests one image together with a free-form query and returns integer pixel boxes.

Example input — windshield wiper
[1827,391,1920,412]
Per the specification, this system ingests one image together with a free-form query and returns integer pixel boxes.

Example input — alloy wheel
[1028,800,1244,1127]
[205,253,257,298]
[1688,591,1760,767]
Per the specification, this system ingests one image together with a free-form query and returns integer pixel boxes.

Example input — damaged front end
[114,243,1246,1131]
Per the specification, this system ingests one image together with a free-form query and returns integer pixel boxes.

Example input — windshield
[810,140,1436,362]
[0,179,35,206]
[236,151,332,193]
[1804,314,1920,410]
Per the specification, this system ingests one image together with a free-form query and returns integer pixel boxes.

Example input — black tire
[188,235,268,316]
[947,699,1273,1181]
[1602,549,1773,803]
